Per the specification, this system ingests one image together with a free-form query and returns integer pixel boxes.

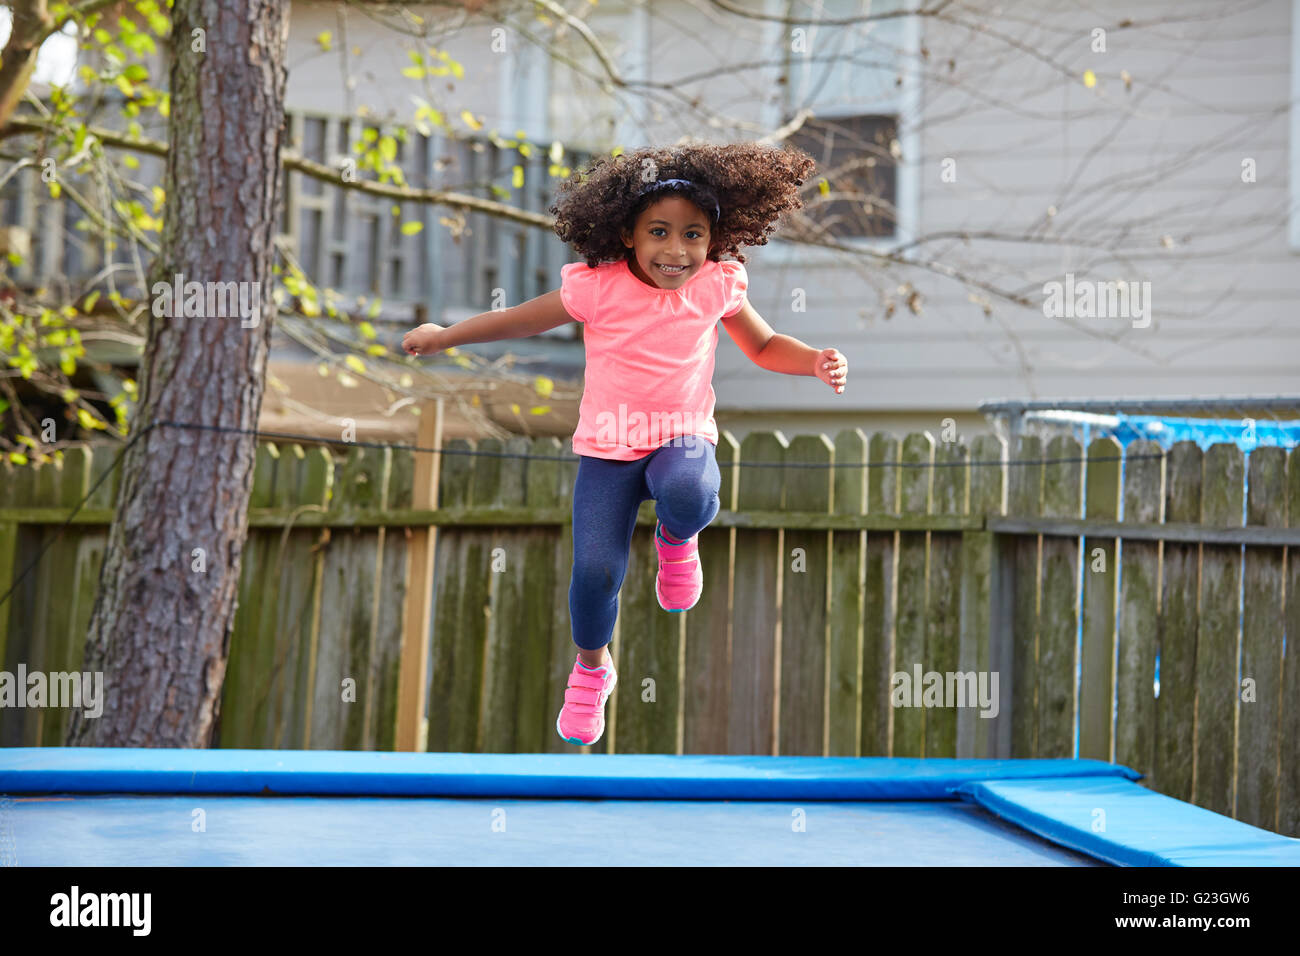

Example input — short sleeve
[719,260,748,318]
[560,261,600,326]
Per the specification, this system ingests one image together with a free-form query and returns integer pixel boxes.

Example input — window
[788,113,899,239]
[762,0,919,259]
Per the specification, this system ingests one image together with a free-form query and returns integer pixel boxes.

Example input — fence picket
[1237,446,1285,828]
[780,434,834,755]
[544,443,581,754]
[861,433,899,756]
[685,431,739,754]
[40,449,94,746]
[1080,437,1121,760]
[893,432,933,757]
[1037,435,1082,758]
[925,438,967,758]
[374,445,412,751]
[311,444,391,749]
[615,468,686,756]
[1156,441,1202,801]
[1116,440,1162,780]
[281,447,334,749]
[1008,435,1042,758]
[1195,443,1244,815]
[961,434,1003,758]
[730,431,785,755]
[428,439,482,752]
[220,443,280,748]
[1282,448,1300,836]
[480,437,531,752]
[508,436,563,754]
[829,429,867,756]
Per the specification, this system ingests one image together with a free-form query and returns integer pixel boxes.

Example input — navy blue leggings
[569,436,721,650]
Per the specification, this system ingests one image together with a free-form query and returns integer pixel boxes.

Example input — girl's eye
[650,228,703,239]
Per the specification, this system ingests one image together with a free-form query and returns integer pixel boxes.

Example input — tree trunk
[68,0,290,747]
[0,0,53,132]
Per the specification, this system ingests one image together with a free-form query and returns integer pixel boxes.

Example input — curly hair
[549,141,817,267]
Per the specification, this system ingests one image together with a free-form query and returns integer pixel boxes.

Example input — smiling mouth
[655,263,688,275]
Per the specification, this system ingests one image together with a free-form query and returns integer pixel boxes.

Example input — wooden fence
[0,421,1297,837]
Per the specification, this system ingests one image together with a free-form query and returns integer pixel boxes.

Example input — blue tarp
[1084,413,1300,451]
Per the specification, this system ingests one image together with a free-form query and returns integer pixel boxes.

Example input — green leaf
[344,355,365,374]
[401,221,423,236]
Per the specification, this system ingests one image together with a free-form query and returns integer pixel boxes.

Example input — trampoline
[2,748,1299,866]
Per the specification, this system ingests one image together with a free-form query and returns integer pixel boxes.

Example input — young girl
[402,142,848,747]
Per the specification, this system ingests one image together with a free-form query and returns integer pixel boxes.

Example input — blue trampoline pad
[955,776,1300,867]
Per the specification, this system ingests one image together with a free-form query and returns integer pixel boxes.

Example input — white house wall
[281,0,1299,427]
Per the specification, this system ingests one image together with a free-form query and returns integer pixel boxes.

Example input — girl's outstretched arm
[721,298,848,394]
[403,290,576,356]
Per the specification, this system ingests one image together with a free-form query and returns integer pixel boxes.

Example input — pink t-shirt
[560,257,748,461]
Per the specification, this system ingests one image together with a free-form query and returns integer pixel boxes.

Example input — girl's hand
[403,323,448,356]
[814,348,847,394]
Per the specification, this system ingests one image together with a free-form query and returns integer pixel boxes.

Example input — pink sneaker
[556,654,618,746]
[654,520,702,612]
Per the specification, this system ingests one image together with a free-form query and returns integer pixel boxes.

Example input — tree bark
[67,0,289,747]
[0,0,53,131]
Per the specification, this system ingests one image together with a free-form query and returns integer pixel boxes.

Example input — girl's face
[620,196,712,289]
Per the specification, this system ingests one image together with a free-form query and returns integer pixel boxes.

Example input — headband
[636,177,720,222]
